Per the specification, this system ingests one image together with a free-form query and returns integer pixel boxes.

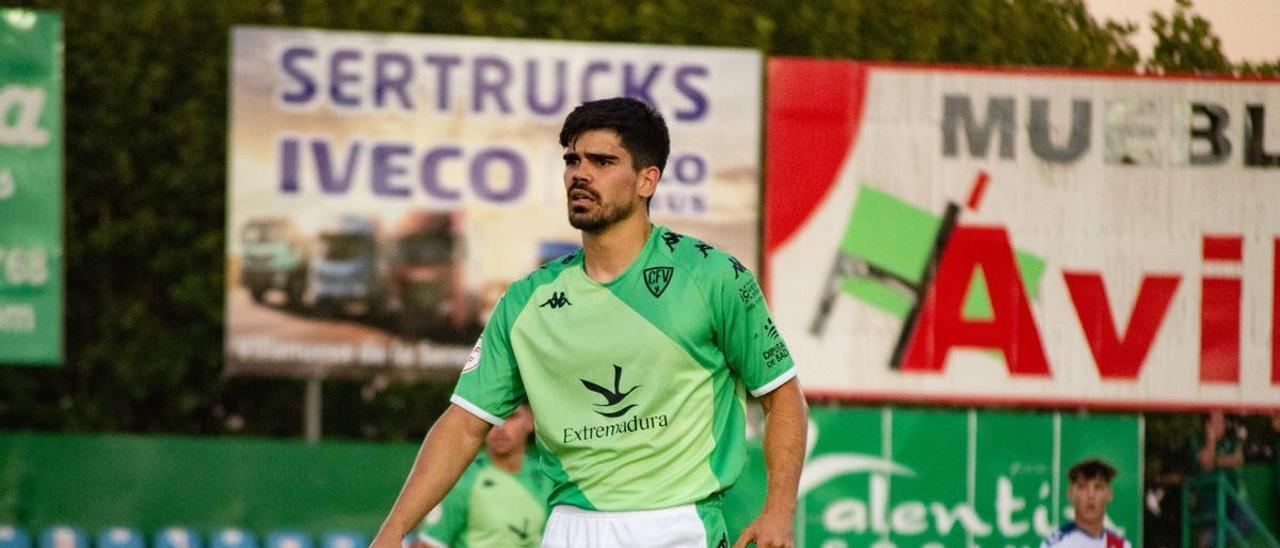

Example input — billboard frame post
[305,376,322,443]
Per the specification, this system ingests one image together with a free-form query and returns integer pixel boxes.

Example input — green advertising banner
[0,411,1140,545]
[0,9,62,365]
[727,406,1142,547]
[0,432,418,534]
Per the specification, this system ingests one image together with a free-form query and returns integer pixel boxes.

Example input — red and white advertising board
[765,59,1280,410]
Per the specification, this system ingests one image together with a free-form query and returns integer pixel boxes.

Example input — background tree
[1145,0,1233,75]
[1144,0,1279,76]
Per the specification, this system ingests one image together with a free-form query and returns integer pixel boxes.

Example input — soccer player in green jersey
[372,97,808,548]
[415,405,548,548]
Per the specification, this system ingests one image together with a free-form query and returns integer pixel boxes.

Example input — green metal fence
[1182,472,1280,548]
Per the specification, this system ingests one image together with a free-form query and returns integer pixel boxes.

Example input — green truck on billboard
[0,9,62,365]
[238,217,310,306]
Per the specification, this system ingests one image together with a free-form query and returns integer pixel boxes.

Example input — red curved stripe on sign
[764,59,868,255]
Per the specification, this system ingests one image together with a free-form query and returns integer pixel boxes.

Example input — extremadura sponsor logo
[562,412,671,443]
[565,363,672,443]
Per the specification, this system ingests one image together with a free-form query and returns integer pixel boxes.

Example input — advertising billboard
[0,9,62,365]
[803,407,1142,547]
[766,60,1280,410]
[725,406,1141,547]
[227,27,761,377]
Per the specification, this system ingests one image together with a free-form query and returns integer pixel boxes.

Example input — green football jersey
[451,225,797,511]
[419,454,549,548]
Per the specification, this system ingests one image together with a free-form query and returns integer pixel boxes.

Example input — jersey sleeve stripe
[449,394,505,426]
[748,367,799,398]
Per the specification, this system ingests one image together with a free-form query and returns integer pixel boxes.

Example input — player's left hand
[732,511,794,548]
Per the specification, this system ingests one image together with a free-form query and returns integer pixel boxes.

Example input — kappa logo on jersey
[662,231,684,252]
[643,266,673,298]
[539,291,572,309]
[729,256,747,279]
[580,364,639,418]
[461,336,483,373]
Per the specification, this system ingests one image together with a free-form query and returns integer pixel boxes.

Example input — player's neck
[1075,519,1103,538]
[581,214,652,283]
[489,447,524,473]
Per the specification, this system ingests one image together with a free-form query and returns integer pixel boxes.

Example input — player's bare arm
[370,405,491,548]
[735,378,808,548]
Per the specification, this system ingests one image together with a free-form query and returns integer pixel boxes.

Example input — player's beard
[567,186,639,233]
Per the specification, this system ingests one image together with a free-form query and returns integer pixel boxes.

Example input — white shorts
[541,498,728,548]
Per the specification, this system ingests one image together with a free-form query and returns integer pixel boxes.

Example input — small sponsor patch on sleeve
[762,341,791,368]
[738,279,763,309]
[461,335,483,373]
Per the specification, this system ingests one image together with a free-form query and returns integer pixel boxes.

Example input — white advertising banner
[765,60,1280,410]
[227,27,761,377]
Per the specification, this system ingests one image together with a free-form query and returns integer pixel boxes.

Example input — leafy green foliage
[1145,0,1280,76]
[1145,412,1201,479]
[1145,0,1231,74]
[0,0,1266,444]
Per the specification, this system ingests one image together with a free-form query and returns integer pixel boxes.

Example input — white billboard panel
[766,60,1280,410]
[228,27,761,377]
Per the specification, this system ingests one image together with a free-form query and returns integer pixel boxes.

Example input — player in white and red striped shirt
[1041,459,1131,548]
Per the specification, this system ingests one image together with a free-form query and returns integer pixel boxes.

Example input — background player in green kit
[414,405,547,548]
[372,97,809,548]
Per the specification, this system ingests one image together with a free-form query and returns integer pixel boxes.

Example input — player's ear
[637,166,659,199]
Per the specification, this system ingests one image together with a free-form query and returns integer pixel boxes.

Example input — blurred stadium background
[1,1,1279,547]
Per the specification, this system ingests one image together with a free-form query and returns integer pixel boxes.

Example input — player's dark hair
[559,97,670,175]
[1068,458,1117,484]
